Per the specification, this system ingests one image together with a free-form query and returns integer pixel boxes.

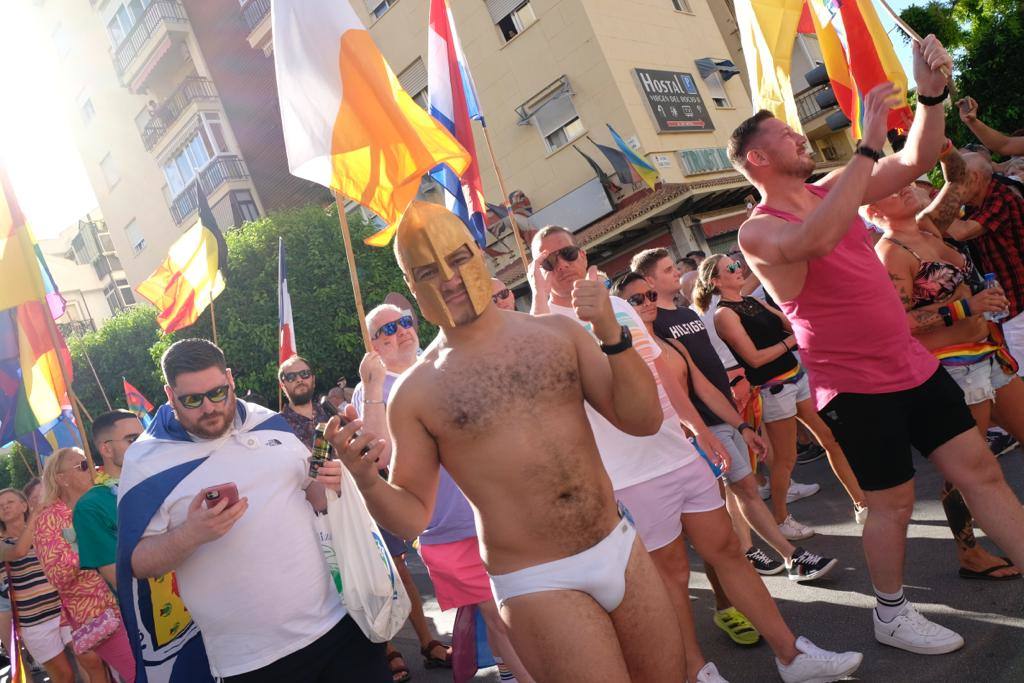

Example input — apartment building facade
[38,0,327,289]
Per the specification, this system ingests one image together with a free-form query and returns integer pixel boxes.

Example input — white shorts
[761,374,812,423]
[20,616,71,664]
[614,457,724,552]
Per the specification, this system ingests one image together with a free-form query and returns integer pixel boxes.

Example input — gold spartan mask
[394,201,493,327]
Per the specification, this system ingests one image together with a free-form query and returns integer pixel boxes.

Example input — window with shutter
[487,0,537,42]
[398,58,428,107]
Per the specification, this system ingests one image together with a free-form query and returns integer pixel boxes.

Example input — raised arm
[713,306,795,369]
[742,84,902,265]
[918,144,967,234]
[355,352,392,467]
[958,96,1024,156]
[327,390,439,540]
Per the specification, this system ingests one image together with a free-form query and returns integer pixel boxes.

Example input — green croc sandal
[713,606,761,646]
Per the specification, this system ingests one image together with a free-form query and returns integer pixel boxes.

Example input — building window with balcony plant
[487,0,537,43]
[106,0,153,47]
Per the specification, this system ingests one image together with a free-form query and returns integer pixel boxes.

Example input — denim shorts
[708,423,755,484]
[945,356,1014,406]
[761,374,812,423]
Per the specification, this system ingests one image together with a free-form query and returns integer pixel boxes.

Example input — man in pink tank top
[728,35,1024,658]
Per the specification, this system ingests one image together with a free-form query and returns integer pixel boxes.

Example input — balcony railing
[113,1,189,78]
[242,0,271,30]
[170,156,250,224]
[141,76,218,151]
[58,319,96,339]
[795,84,830,124]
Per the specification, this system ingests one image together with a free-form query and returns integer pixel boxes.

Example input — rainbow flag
[805,0,913,139]
[124,378,155,428]
[607,124,658,190]
[0,167,72,448]
[273,0,470,246]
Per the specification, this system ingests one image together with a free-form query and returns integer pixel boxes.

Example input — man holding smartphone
[118,338,390,682]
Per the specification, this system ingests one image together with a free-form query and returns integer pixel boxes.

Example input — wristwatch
[737,422,755,434]
[855,144,883,163]
[600,325,633,355]
[938,305,954,327]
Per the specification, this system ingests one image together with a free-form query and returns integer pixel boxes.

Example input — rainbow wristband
[949,298,972,321]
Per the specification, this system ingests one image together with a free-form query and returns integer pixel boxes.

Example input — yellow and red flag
[136,186,226,333]
[735,0,807,132]
[272,0,470,246]
[0,166,71,446]
[805,0,913,139]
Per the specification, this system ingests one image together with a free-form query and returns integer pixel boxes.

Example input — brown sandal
[386,650,411,682]
[420,639,452,669]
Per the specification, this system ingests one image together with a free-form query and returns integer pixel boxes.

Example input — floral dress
[33,500,118,631]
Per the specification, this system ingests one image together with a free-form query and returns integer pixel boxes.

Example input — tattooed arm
[876,241,948,332]
[918,148,967,235]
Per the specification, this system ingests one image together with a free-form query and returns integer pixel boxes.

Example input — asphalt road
[8,446,1022,683]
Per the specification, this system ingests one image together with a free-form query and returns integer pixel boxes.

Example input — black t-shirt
[653,307,733,427]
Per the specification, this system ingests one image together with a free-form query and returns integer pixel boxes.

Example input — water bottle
[983,273,1010,322]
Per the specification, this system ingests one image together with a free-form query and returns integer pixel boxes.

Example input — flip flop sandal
[958,562,1022,581]
[386,650,411,682]
[421,639,452,669]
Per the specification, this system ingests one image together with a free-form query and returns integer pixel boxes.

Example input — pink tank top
[753,185,938,409]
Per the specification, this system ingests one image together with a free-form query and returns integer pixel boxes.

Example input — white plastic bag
[325,468,410,642]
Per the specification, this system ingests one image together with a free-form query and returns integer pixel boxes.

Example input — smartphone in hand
[202,483,239,509]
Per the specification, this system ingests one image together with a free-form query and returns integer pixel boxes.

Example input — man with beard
[327,201,685,682]
[118,339,390,682]
[279,355,332,449]
[732,36,1024,654]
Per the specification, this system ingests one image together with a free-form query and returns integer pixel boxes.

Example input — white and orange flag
[273,0,471,245]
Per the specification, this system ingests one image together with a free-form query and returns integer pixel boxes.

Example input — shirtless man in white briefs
[326,201,683,682]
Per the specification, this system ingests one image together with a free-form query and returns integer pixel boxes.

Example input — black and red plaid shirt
[965,178,1024,319]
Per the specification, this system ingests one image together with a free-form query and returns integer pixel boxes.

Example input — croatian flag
[278,237,297,365]
[427,0,488,247]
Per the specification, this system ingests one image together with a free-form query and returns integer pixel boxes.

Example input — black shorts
[817,367,976,491]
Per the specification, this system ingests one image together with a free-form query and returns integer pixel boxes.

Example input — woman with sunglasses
[695,255,867,536]
[34,449,136,682]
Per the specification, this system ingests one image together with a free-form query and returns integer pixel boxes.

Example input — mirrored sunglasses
[725,262,742,274]
[280,369,313,383]
[626,290,658,307]
[540,246,581,272]
[373,315,414,339]
[176,384,231,410]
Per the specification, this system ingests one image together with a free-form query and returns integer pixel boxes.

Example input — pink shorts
[614,457,724,552]
[418,537,494,611]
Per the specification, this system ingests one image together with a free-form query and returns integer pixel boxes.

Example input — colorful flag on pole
[588,135,642,185]
[0,167,71,448]
[17,409,82,459]
[734,0,806,132]
[607,125,658,190]
[278,237,297,365]
[124,378,155,428]
[427,0,489,248]
[136,184,227,333]
[805,0,913,139]
[273,0,470,246]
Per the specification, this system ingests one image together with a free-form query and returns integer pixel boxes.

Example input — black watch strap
[917,86,949,106]
[600,325,633,355]
[737,421,755,434]
[855,144,883,163]
[938,305,954,327]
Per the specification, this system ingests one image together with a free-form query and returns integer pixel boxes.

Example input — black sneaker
[987,428,1018,457]
[787,547,838,582]
[746,546,785,575]
[796,442,826,464]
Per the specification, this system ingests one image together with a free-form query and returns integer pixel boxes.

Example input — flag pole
[875,0,955,96]
[74,394,94,423]
[479,124,532,276]
[27,433,42,476]
[81,345,112,410]
[331,194,373,353]
[209,293,219,346]
[39,306,96,470]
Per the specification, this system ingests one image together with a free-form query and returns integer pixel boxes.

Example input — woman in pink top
[34,448,136,683]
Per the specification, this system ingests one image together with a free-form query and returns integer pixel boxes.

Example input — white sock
[874,587,907,622]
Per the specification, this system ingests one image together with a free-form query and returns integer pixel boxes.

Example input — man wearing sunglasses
[279,356,332,450]
[491,278,516,311]
[119,338,390,682]
[72,410,143,588]
[328,201,685,682]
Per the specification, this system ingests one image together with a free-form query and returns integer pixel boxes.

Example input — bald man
[491,278,516,311]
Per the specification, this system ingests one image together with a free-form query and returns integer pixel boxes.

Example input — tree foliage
[900,0,1024,147]
[67,205,423,421]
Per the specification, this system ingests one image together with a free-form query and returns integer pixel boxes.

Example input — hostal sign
[633,68,714,133]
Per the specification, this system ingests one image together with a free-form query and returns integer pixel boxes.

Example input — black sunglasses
[725,262,742,274]
[62,459,89,473]
[176,384,231,410]
[280,369,313,383]
[492,288,511,303]
[373,315,414,339]
[626,290,658,307]
[540,246,581,272]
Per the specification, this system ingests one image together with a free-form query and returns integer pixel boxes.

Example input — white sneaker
[758,478,771,500]
[873,603,964,655]
[776,636,863,683]
[854,505,869,525]
[786,480,821,503]
[778,514,815,541]
[694,661,729,683]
